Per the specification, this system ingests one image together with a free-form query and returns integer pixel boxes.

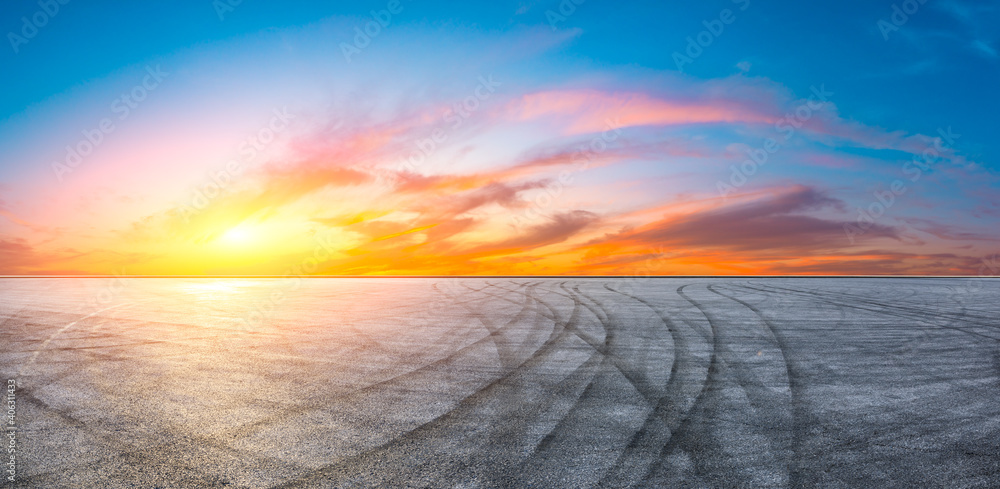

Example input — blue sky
[3,0,997,161]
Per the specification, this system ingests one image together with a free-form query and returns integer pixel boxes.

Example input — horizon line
[0,275,996,279]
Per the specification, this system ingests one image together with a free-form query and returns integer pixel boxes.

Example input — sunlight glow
[221,226,254,245]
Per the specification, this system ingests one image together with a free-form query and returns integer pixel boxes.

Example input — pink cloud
[512,89,777,135]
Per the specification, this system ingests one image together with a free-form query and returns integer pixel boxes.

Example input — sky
[0,0,998,275]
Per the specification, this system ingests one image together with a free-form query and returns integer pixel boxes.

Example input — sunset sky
[1,0,998,275]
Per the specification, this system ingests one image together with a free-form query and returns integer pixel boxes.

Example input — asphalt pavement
[1,277,997,488]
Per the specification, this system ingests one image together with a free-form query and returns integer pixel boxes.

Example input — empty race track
[1,277,998,488]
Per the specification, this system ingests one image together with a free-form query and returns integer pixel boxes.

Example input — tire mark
[640,283,722,484]
[709,283,806,488]
[267,281,608,488]
[748,281,999,332]
[596,284,705,487]
[15,301,138,377]
[435,281,539,370]
[568,284,664,403]
[211,282,544,442]
[739,283,1000,343]
[645,283,794,487]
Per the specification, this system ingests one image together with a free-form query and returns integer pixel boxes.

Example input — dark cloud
[470,210,599,256]
[590,185,899,253]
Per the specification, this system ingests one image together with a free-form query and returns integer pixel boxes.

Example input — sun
[221,225,253,245]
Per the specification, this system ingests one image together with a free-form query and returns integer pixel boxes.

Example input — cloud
[512,89,776,135]
[427,180,549,217]
[11,41,991,275]
[0,238,38,273]
[0,238,90,275]
[581,185,900,256]
[759,250,986,275]
[902,218,1000,242]
[470,210,599,255]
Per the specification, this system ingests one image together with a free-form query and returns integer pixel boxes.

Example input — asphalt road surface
[1,277,998,488]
